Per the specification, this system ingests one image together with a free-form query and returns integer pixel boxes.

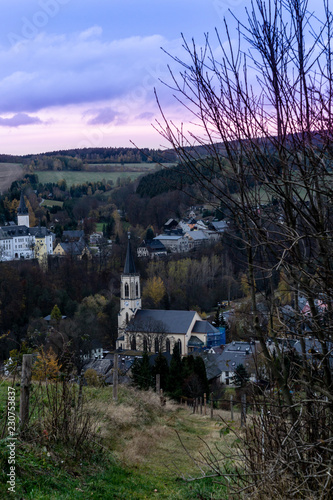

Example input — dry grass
[83,385,242,481]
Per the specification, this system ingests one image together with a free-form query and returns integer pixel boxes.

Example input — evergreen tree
[131,351,153,390]
[166,343,183,400]
[152,351,169,390]
[232,364,250,388]
[145,226,155,241]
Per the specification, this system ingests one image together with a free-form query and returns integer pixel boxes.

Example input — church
[0,192,54,265]
[116,234,221,355]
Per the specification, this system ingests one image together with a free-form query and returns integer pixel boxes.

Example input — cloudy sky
[0,0,250,154]
[0,0,321,155]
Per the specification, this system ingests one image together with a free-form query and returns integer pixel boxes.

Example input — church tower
[118,233,141,332]
[17,192,29,227]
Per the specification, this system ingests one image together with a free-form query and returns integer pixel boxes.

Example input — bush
[84,368,101,387]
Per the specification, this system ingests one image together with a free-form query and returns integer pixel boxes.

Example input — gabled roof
[154,234,183,241]
[146,239,167,252]
[192,320,219,334]
[129,309,198,335]
[63,230,84,240]
[57,238,89,255]
[211,220,228,232]
[185,230,208,241]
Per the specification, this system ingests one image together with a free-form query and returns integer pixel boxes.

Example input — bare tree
[156,0,333,496]
[126,317,169,352]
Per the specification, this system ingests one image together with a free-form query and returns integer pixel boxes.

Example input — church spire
[17,191,30,227]
[123,232,136,274]
[18,192,28,215]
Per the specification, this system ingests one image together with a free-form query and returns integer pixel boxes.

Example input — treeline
[140,249,242,312]
[132,346,209,400]
[0,148,178,171]
[0,257,120,363]
[136,164,194,198]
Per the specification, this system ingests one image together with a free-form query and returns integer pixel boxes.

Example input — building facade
[0,193,54,264]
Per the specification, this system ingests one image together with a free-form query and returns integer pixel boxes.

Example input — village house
[53,237,91,259]
[0,192,54,266]
[137,239,167,259]
[200,341,262,386]
[153,234,189,253]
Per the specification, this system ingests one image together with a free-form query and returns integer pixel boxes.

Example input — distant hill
[0,147,178,170]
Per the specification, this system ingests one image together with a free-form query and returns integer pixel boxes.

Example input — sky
[0,0,251,154]
[0,0,322,155]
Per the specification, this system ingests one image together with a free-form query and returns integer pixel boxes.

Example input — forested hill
[0,147,178,168]
[136,164,195,198]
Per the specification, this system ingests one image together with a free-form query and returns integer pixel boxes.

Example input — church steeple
[17,192,29,227]
[124,232,136,274]
[118,232,141,332]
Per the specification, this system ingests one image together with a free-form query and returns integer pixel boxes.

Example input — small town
[0,1,332,499]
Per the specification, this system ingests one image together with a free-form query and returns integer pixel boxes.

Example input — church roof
[124,234,136,274]
[192,320,220,334]
[17,192,28,215]
[129,309,198,335]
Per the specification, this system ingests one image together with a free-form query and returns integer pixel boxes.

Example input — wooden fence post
[160,388,165,406]
[200,397,202,415]
[113,352,118,401]
[204,393,207,415]
[156,373,160,394]
[20,354,33,431]
[210,393,214,419]
[241,393,247,427]
[230,395,234,421]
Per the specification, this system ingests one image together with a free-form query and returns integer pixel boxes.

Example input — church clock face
[125,301,129,306]
[136,300,140,307]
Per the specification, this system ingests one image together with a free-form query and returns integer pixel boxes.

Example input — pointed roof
[17,192,28,215]
[123,232,136,274]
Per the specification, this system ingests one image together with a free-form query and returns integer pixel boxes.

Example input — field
[35,170,148,186]
[0,381,238,499]
[0,163,24,193]
[40,200,64,208]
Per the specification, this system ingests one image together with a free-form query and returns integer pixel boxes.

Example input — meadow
[0,380,236,499]
[0,163,24,193]
[34,170,146,186]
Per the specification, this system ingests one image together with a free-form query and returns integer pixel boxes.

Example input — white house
[0,193,54,263]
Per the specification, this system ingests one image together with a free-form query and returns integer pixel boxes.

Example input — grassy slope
[35,170,146,186]
[0,163,24,193]
[0,382,235,500]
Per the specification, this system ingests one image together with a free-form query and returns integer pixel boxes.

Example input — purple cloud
[136,112,155,121]
[0,113,42,127]
[85,107,117,125]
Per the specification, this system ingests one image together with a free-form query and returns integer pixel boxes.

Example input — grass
[40,200,64,208]
[0,381,235,499]
[34,171,147,187]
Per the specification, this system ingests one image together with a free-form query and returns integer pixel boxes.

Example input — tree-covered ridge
[0,147,178,171]
[136,164,194,198]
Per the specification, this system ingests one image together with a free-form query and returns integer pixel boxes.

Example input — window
[143,337,148,352]
[177,339,182,355]
[166,338,170,353]
[124,282,129,297]
[131,336,136,350]
[136,282,139,297]
[154,337,159,353]
[126,312,129,324]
